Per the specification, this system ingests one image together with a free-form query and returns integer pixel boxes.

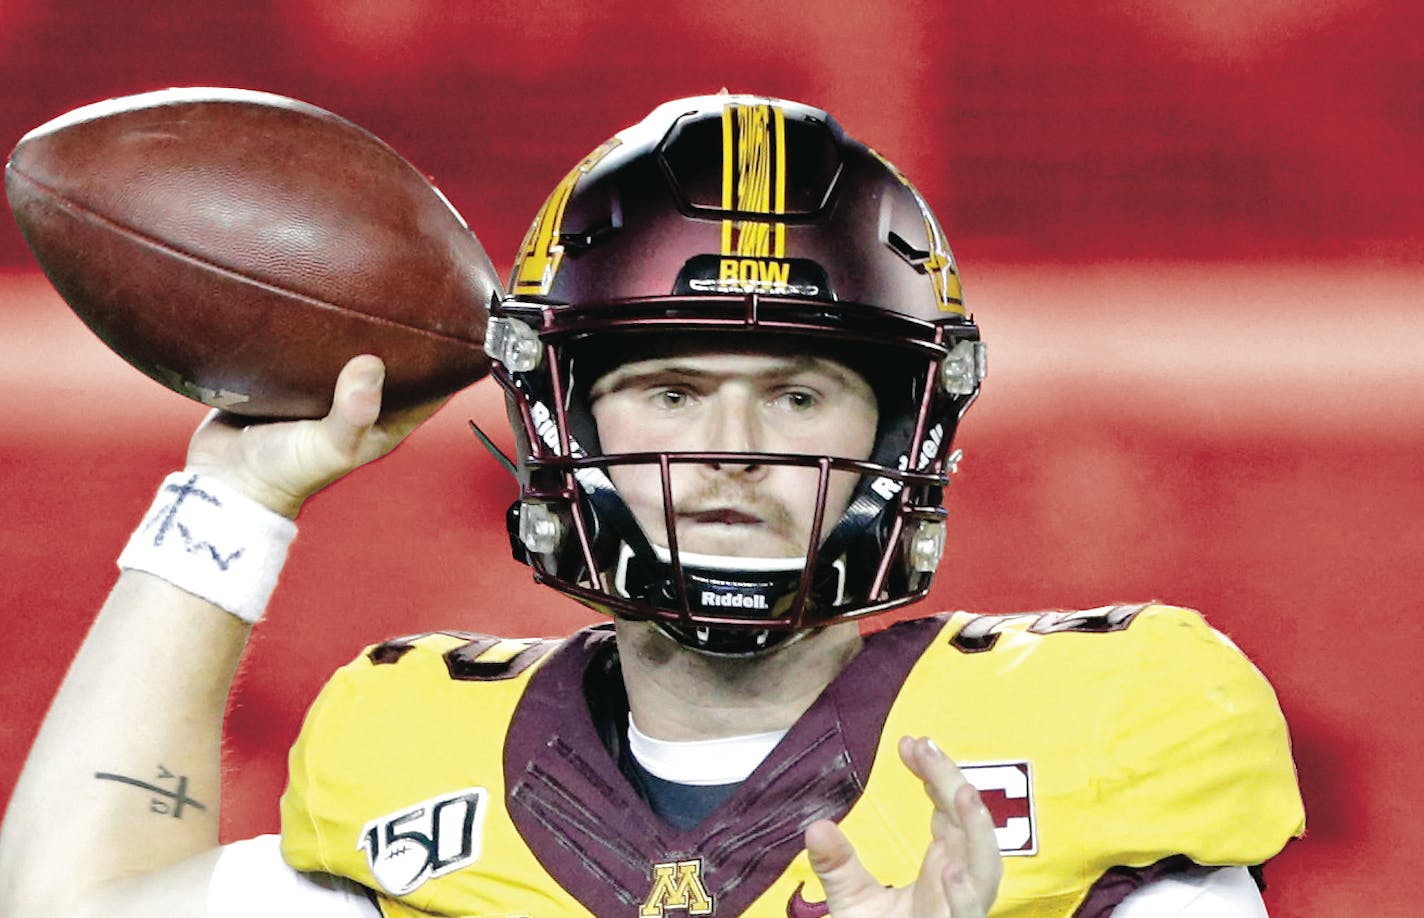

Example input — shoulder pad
[925,604,1305,865]
[363,631,561,682]
[280,631,561,879]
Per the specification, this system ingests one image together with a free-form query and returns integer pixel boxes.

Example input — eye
[773,388,819,411]
[652,387,692,409]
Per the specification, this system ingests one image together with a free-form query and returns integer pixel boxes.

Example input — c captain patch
[962,761,1038,856]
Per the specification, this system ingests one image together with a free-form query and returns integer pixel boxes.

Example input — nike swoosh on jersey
[786,882,830,917]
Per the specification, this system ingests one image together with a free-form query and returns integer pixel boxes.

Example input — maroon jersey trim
[502,616,950,916]
[1071,855,1198,917]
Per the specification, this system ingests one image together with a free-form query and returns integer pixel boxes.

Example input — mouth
[682,508,764,526]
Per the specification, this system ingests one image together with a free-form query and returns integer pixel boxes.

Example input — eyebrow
[589,356,855,396]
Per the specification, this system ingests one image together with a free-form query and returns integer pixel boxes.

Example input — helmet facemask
[490,306,980,656]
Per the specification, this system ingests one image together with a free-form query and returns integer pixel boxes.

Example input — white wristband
[117,472,298,623]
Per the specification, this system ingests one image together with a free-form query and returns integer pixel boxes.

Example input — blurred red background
[2,2,1421,914]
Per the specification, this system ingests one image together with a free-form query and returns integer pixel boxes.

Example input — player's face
[588,350,878,559]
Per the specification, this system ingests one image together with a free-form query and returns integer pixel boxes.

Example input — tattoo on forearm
[94,764,206,818]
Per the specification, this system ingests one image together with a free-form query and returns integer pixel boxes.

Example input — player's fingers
[804,819,884,911]
[326,355,387,450]
[899,735,970,829]
[955,781,1004,900]
[941,860,990,918]
[901,736,1002,913]
[329,354,450,461]
[931,806,954,841]
[921,829,996,918]
[909,834,952,915]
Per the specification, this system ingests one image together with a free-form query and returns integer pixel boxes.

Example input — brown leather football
[5,87,497,418]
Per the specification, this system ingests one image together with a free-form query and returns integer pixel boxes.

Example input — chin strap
[652,620,805,657]
[468,420,517,478]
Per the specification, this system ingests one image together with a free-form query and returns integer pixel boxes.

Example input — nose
[700,390,765,477]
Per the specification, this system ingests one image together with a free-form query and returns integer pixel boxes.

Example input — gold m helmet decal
[870,148,966,315]
[511,137,621,297]
[639,858,714,916]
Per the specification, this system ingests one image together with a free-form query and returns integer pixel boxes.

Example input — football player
[0,95,1303,917]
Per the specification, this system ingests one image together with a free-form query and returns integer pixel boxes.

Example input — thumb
[258,355,388,515]
[805,819,882,910]
[323,354,386,456]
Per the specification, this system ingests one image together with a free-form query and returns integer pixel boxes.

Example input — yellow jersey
[280,604,1304,917]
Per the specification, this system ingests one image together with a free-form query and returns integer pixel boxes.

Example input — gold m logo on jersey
[639,858,714,916]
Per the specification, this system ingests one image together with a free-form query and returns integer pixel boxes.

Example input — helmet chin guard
[487,94,984,655]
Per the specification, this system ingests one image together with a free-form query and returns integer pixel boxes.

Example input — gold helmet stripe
[720,102,786,259]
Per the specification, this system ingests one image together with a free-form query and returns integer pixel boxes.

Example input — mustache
[669,482,799,532]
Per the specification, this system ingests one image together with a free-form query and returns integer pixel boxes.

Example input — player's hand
[185,354,446,518]
[805,736,1002,917]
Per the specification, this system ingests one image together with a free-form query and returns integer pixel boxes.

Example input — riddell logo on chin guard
[700,591,769,610]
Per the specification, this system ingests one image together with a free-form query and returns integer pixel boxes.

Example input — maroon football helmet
[485,94,984,654]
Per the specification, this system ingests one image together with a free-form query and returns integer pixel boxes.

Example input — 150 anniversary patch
[359,787,489,895]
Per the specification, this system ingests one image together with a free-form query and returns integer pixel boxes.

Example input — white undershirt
[626,715,787,785]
